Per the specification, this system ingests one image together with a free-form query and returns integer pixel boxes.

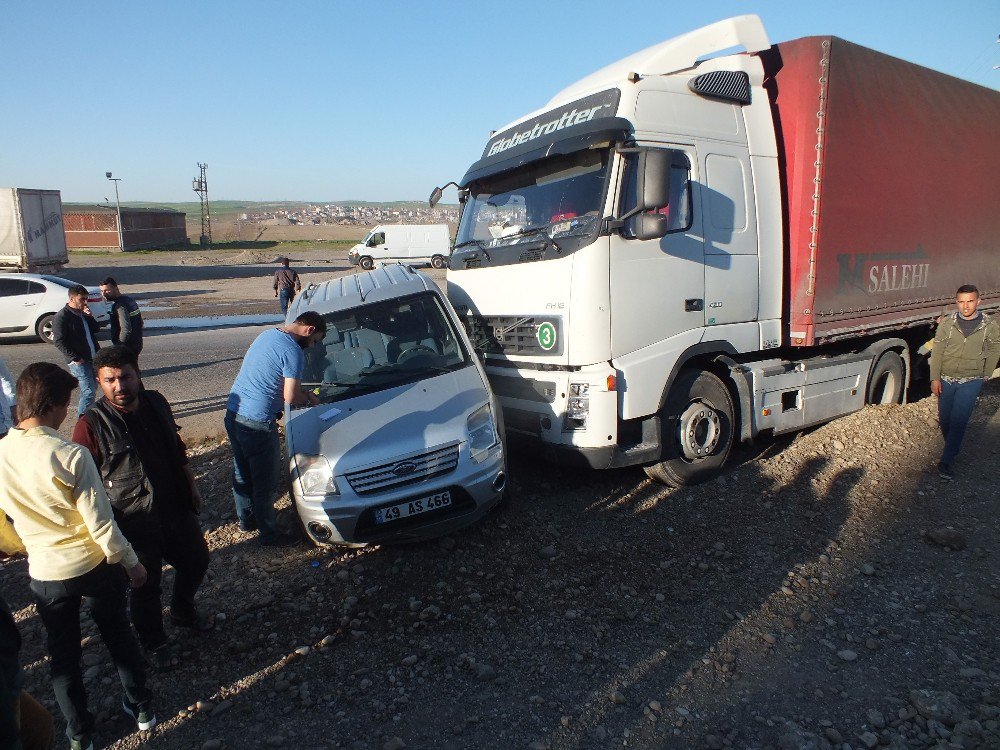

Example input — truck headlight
[295,454,338,496]
[564,382,590,430]
[467,404,498,463]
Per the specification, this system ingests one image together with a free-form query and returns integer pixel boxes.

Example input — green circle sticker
[536,322,557,351]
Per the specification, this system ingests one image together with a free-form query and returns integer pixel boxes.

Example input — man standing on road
[100,277,144,357]
[0,356,15,440]
[73,346,212,670]
[930,284,1000,480]
[273,257,301,316]
[0,362,155,749]
[224,311,325,547]
[52,285,101,417]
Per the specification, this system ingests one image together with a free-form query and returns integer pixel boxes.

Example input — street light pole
[106,171,124,252]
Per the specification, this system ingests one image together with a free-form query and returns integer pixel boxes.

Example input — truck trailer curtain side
[762,37,1000,345]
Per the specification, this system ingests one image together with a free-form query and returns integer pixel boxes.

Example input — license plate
[374,490,452,525]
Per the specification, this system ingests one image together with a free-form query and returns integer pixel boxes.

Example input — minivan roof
[290,264,439,316]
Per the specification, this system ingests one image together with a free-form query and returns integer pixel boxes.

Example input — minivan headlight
[295,454,338,496]
[467,404,498,463]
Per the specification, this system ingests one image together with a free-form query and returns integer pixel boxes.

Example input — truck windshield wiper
[453,238,491,261]
[500,226,562,256]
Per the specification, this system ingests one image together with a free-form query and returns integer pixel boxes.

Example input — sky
[2,1,997,204]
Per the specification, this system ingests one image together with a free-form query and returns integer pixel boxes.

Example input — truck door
[699,146,758,326]
[609,147,704,358]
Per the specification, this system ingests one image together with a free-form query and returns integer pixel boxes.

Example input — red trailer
[764,37,1000,346]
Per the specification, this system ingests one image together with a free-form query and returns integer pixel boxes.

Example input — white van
[348,224,451,270]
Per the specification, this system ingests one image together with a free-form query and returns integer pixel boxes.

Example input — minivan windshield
[455,148,610,248]
[301,292,469,403]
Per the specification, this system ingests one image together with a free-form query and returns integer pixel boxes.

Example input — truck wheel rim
[677,402,720,460]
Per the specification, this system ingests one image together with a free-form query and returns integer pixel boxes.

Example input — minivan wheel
[36,313,55,343]
[359,256,374,270]
[430,254,446,270]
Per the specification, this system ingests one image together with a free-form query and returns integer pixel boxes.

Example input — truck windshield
[456,148,609,248]
[300,292,469,403]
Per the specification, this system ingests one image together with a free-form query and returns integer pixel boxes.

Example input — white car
[0,273,111,343]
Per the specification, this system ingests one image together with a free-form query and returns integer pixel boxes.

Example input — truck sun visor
[462,89,631,185]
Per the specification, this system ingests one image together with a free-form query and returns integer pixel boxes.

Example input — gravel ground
[3,381,999,750]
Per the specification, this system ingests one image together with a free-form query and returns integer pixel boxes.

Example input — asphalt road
[0,323,269,441]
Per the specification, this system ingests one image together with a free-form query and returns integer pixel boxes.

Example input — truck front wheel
[359,256,374,270]
[644,370,735,487]
[866,350,904,404]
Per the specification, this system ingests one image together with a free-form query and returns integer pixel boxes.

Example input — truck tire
[36,313,55,343]
[867,350,904,404]
[644,370,735,487]
[359,256,375,270]
[430,254,447,270]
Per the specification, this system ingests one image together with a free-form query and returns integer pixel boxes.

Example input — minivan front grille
[345,444,460,495]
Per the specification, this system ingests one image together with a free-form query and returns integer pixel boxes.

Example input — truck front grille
[462,315,561,356]
[346,444,460,495]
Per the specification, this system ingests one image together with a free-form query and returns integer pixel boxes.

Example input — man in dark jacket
[72,346,212,669]
[52,285,100,417]
[99,277,144,356]
[273,257,301,316]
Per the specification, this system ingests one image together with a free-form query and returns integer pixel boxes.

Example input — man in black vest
[100,277,144,356]
[72,346,212,669]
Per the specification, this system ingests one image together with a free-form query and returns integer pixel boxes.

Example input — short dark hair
[93,345,139,374]
[16,362,78,420]
[68,285,88,298]
[279,257,290,266]
[956,285,979,297]
[294,310,327,335]
[101,277,118,287]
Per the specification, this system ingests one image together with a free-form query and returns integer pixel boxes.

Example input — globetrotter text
[487,106,607,158]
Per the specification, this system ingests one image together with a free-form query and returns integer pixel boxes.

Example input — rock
[862,564,875,576]
[909,689,967,726]
[704,734,725,749]
[320,635,336,648]
[836,649,858,662]
[538,545,558,560]
[856,730,878,748]
[762,633,777,645]
[401,654,418,667]
[81,653,102,667]
[866,709,885,729]
[778,721,832,750]
[609,690,626,705]
[294,646,310,657]
[383,738,406,750]
[924,527,967,550]
[201,741,223,750]
[475,664,496,681]
[211,700,234,716]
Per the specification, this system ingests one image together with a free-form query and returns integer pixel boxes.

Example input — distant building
[63,205,188,251]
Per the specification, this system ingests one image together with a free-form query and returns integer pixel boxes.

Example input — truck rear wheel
[867,350,904,404]
[36,313,55,343]
[430,254,447,269]
[644,370,735,487]
[359,256,374,270]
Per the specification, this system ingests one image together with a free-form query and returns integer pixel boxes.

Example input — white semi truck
[0,188,68,272]
[430,16,999,485]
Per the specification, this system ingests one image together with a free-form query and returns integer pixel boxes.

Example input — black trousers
[122,510,210,649]
[30,561,151,742]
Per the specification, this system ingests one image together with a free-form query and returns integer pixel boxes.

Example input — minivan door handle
[685,298,704,312]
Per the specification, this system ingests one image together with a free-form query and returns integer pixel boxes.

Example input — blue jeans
[224,410,282,542]
[938,378,984,466]
[67,360,96,417]
[278,288,294,316]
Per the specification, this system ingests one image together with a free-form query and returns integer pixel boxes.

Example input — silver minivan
[284,264,506,545]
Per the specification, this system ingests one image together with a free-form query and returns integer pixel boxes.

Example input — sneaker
[169,609,215,633]
[260,531,301,548]
[938,462,954,481]
[145,642,177,671]
[239,516,258,532]
[69,737,94,750]
[122,695,157,731]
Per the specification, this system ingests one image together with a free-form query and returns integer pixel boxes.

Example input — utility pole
[105,172,124,251]
[192,162,211,247]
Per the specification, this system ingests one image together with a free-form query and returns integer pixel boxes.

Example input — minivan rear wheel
[430,254,447,269]
[359,256,374,270]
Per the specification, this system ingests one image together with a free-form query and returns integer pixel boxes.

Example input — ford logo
[391,462,417,477]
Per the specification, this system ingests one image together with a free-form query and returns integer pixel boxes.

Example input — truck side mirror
[635,149,673,211]
[626,212,671,241]
[429,187,443,208]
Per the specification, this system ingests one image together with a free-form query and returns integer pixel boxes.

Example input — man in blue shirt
[225,311,325,546]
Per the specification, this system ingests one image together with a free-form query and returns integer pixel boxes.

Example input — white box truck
[348,224,451,270]
[430,15,999,486]
[0,188,69,272]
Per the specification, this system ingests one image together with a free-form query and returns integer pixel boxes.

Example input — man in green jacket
[929,285,1000,480]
